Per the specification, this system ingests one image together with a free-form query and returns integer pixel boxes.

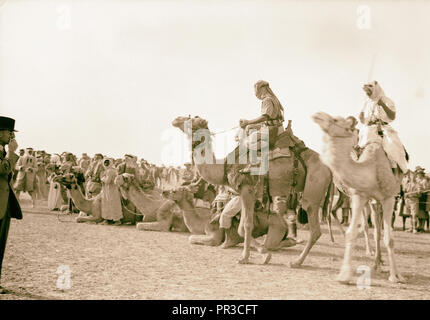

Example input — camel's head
[312,112,354,138]
[54,173,78,189]
[163,186,194,204]
[114,173,136,189]
[172,116,209,138]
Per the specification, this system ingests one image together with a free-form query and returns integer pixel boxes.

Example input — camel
[165,186,297,251]
[54,173,103,223]
[172,116,332,266]
[55,173,147,224]
[114,173,188,232]
[312,112,405,283]
[165,186,221,244]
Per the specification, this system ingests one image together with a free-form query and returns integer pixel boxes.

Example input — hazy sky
[1,0,429,170]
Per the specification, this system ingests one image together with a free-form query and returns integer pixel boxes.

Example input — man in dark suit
[0,116,22,294]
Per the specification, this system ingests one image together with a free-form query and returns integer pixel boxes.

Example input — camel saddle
[268,120,307,161]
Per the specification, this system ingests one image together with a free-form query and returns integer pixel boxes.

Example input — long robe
[100,167,123,221]
[358,82,407,172]
[47,174,65,210]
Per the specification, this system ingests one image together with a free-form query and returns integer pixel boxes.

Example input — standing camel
[172,116,332,266]
[313,112,405,283]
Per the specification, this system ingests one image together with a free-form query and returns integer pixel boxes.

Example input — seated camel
[165,186,297,255]
[54,173,102,223]
[54,173,139,224]
[114,173,188,232]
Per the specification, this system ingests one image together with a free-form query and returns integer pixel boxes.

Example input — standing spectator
[416,167,429,232]
[85,153,104,198]
[0,116,22,294]
[403,167,425,233]
[35,155,49,200]
[78,153,91,173]
[100,158,123,226]
[14,147,38,208]
[46,156,65,211]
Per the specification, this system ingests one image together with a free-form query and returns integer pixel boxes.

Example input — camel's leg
[337,194,366,284]
[370,202,383,270]
[327,208,334,243]
[189,233,224,246]
[237,185,255,264]
[264,223,295,250]
[330,192,345,241]
[136,220,171,232]
[76,215,103,223]
[332,213,345,236]
[264,213,294,250]
[381,198,405,283]
[221,221,243,249]
[361,203,373,257]
[290,203,321,268]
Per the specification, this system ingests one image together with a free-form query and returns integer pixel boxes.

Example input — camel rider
[358,81,408,175]
[239,80,285,174]
[218,186,242,229]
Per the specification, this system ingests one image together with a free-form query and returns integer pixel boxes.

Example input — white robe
[358,84,407,172]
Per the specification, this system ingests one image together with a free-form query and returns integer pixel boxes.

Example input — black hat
[0,116,18,132]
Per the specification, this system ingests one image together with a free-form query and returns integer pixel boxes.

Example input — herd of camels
[54,111,405,285]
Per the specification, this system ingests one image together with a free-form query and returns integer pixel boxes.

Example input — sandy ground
[1,197,429,300]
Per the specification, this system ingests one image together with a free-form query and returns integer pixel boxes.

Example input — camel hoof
[221,242,236,249]
[295,238,304,245]
[373,259,384,268]
[389,274,406,284]
[136,223,146,231]
[237,258,250,264]
[336,267,353,284]
[237,254,250,264]
[289,260,302,268]
[261,253,272,265]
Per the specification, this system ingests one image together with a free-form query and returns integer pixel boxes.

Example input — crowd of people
[10,148,203,225]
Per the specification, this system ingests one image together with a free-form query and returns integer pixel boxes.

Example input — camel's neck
[176,197,207,234]
[125,184,164,215]
[191,136,226,185]
[67,185,92,213]
[321,135,370,191]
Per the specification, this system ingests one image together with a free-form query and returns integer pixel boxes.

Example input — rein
[210,126,239,136]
